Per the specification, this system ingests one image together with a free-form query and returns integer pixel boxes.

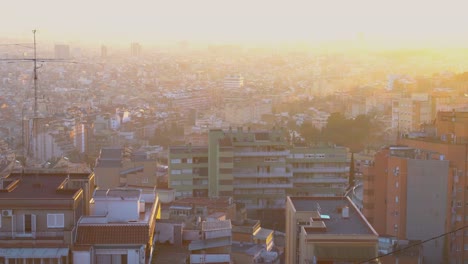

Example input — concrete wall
[94,198,139,222]
[155,222,176,244]
[94,166,121,189]
[406,159,449,264]
[183,229,201,241]
[73,250,91,264]
[155,189,176,204]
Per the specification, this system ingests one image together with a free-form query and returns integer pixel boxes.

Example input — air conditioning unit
[2,210,12,217]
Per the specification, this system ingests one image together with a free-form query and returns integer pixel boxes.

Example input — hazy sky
[2,0,468,47]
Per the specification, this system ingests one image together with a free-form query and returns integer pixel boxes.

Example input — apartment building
[393,110,468,262]
[74,188,160,264]
[392,93,432,133]
[170,128,289,206]
[94,147,158,190]
[285,196,379,264]
[169,145,210,198]
[169,128,350,210]
[288,144,349,197]
[363,146,450,263]
[188,219,233,254]
[0,172,95,263]
[224,74,244,89]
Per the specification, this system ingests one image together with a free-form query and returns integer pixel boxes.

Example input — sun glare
[2,0,468,48]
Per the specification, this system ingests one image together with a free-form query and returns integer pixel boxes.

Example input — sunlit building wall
[392,94,432,133]
[396,110,468,262]
[288,145,349,197]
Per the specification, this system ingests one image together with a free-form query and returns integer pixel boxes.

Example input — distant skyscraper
[101,45,107,58]
[54,44,70,59]
[130,42,141,57]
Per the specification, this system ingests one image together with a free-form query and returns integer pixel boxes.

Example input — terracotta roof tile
[76,225,149,245]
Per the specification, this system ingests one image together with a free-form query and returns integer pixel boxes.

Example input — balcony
[0,231,65,240]
[233,171,293,178]
[292,167,349,173]
[292,178,347,184]
[234,151,289,157]
[234,183,293,189]
[244,203,286,210]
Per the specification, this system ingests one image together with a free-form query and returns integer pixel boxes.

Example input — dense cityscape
[2,1,468,264]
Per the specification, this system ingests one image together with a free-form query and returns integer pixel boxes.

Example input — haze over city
[2,1,468,264]
[2,0,468,48]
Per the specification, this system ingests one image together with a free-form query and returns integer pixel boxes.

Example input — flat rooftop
[94,189,141,199]
[169,146,208,154]
[99,147,123,160]
[0,173,80,199]
[289,196,376,236]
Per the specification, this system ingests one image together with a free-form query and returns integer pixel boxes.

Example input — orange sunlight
[2,0,468,48]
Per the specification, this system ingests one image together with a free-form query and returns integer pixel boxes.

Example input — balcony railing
[293,178,347,183]
[234,151,289,157]
[292,167,349,173]
[234,183,293,189]
[0,231,65,240]
[244,203,286,210]
[233,171,293,178]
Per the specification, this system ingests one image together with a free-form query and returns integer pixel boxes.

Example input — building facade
[94,147,158,190]
[0,172,95,263]
[73,188,160,264]
[362,146,451,263]
[169,129,351,210]
[285,196,379,264]
[288,144,349,197]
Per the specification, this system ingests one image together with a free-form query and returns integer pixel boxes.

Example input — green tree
[299,122,321,143]
[322,113,374,152]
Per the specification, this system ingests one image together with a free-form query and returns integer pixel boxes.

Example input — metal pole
[33,29,37,118]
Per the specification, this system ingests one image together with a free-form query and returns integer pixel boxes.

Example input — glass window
[47,214,65,228]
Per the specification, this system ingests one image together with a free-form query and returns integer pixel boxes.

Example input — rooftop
[99,147,123,160]
[172,196,234,209]
[169,145,208,154]
[75,224,149,245]
[94,189,141,200]
[0,173,81,200]
[202,220,232,231]
[289,196,377,236]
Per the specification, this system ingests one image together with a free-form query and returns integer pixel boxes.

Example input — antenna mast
[33,29,38,118]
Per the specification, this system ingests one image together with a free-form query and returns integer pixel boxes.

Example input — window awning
[0,248,69,258]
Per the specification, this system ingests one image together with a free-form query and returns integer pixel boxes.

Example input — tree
[299,122,321,143]
[322,113,374,152]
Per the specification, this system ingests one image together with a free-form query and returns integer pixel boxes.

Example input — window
[171,159,181,164]
[220,180,233,185]
[171,180,181,186]
[220,168,232,174]
[23,214,36,234]
[219,157,233,163]
[395,182,399,188]
[395,196,399,203]
[47,214,64,228]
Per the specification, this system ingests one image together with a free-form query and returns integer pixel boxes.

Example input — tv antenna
[0,29,73,164]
